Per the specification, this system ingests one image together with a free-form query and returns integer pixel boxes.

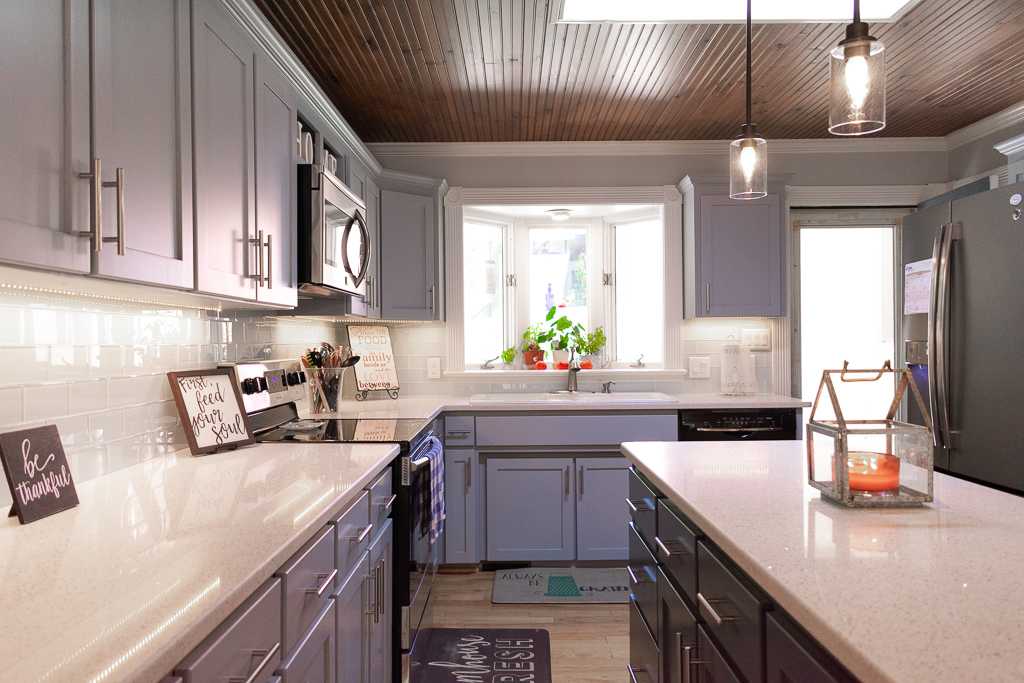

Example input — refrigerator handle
[927,224,946,448]
[936,222,960,448]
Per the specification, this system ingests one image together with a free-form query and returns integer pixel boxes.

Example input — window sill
[443,368,689,381]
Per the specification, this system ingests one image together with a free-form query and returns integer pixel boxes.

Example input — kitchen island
[622,440,1024,683]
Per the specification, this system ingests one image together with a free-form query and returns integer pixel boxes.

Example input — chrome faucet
[566,366,581,393]
[602,380,616,394]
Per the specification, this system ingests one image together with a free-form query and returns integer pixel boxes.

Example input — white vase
[552,349,570,366]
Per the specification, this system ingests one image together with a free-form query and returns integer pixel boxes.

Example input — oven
[394,422,444,683]
[297,164,370,297]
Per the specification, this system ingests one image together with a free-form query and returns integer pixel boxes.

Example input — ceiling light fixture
[828,0,886,136]
[729,0,767,201]
[547,209,572,222]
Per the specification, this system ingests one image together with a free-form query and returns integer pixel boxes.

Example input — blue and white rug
[492,567,629,604]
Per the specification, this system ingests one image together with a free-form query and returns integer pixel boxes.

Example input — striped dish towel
[424,436,446,544]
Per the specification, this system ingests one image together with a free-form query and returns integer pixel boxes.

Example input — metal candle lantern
[807,361,934,508]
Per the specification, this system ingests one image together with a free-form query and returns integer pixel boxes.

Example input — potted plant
[577,327,607,368]
[500,346,517,369]
[521,324,546,368]
[543,306,584,369]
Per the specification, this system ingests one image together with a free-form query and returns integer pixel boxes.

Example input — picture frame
[347,325,401,400]
[0,425,79,525]
[167,368,255,456]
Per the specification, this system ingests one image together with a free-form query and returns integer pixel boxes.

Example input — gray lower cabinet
[192,0,257,301]
[681,176,786,318]
[381,189,439,320]
[335,552,370,683]
[0,0,91,274]
[576,457,630,560]
[254,51,298,306]
[277,600,336,683]
[92,0,194,288]
[766,613,853,683]
[486,457,576,561]
[368,520,394,683]
[444,448,479,564]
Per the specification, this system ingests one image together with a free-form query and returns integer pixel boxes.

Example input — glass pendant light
[828,0,886,135]
[729,0,767,201]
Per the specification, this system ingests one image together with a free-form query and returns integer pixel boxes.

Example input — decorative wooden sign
[167,369,255,455]
[347,325,401,400]
[1,425,79,524]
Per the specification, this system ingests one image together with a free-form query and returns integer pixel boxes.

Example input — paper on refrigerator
[903,258,933,315]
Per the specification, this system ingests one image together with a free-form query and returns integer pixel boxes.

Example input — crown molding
[994,133,1024,158]
[787,185,927,207]
[368,137,947,158]
[221,0,382,175]
[451,186,679,205]
[946,100,1024,151]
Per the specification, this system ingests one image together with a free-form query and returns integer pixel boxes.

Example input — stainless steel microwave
[298,164,370,298]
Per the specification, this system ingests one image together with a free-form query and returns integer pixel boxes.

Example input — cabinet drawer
[697,624,743,683]
[333,491,372,582]
[767,613,854,683]
[277,526,336,658]
[627,468,658,550]
[476,414,678,447]
[174,578,282,683]
[628,597,660,683]
[658,566,698,683]
[628,521,659,643]
[278,600,336,683]
[657,502,700,605]
[696,542,768,683]
[367,469,395,531]
[444,415,475,446]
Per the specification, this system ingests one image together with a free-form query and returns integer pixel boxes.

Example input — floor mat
[415,628,551,683]
[492,567,629,604]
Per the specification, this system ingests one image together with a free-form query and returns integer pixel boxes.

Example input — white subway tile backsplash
[23,383,69,421]
[0,387,23,426]
[69,379,107,414]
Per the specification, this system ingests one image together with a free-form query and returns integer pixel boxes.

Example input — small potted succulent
[500,346,517,369]
[521,324,547,368]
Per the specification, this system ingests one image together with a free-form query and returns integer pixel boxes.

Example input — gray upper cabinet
[364,177,382,318]
[576,457,630,561]
[254,51,298,306]
[92,0,194,289]
[0,0,91,273]
[381,189,439,321]
[192,0,257,301]
[681,176,786,318]
[486,457,576,562]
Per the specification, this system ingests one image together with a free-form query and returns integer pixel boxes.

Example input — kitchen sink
[469,391,676,405]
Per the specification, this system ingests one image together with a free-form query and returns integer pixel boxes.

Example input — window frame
[461,212,515,365]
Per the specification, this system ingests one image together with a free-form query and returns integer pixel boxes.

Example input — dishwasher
[678,408,800,441]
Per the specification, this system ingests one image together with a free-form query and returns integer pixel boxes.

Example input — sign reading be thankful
[168,369,254,456]
[0,425,79,525]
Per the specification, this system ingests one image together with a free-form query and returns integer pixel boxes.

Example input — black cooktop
[258,417,430,444]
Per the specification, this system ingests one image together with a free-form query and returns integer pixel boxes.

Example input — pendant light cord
[853,0,861,24]
[745,0,752,126]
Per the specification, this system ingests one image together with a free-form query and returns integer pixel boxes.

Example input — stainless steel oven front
[399,431,444,683]
[298,165,369,297]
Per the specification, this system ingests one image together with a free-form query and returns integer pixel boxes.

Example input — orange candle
[847,451,901,492]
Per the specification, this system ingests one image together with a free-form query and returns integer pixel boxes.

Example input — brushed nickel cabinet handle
[306,569,337,597]
[464,461,471,493]
[380,493,397,514]
[248,230,263,284]
[697,592,737,626]
[682,643,708,683]
[626,565,652,585]
[655,536,674,558]
[344,523,373,544]
[263,231,272,288]
[625,498,654,513]
[705,282,711,313]
[77,158,103,252]
[227,641,280,683]
[564,466,570,497]
[578,466,584,497]
[103,167,126,255]
[364,572,377,616]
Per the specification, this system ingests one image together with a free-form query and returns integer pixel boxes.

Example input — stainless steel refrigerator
[901,180,1024,493]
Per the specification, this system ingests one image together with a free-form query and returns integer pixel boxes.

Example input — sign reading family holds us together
[0,425,79,525]
[167,369,255,456]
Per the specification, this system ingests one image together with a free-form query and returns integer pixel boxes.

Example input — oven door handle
[693,426,780,433]
[410,455,431,471]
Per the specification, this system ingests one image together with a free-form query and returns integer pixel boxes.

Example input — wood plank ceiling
[253,0,1024,142]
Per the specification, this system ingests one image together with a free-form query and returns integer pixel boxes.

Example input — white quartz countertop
[0,440,400,683]
[317,393,808,422]
[621,440,1024,683]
